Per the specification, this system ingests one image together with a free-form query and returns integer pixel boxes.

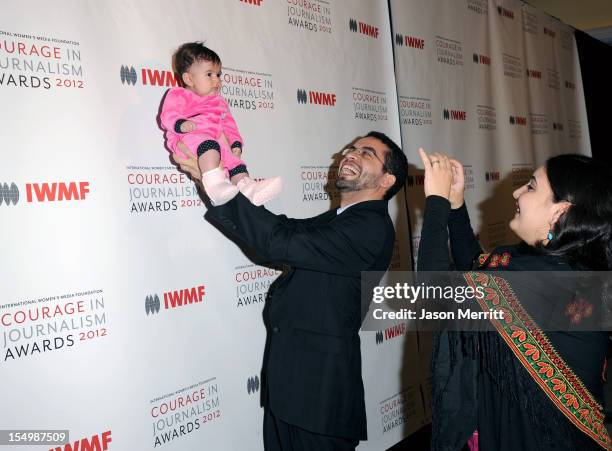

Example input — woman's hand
[449,158,465,209]
[418,148,453,201]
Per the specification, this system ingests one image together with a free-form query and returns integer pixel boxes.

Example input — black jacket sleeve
[419,200,480,449]
[418,195,452,271]
[448,203,482,270]
[206,194,389,277]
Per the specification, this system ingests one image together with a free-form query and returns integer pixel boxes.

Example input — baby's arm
[160,89,196,134]
[179,121,196,133]
[219,97,244,155]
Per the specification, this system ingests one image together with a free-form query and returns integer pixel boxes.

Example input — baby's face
[183,59,222,97]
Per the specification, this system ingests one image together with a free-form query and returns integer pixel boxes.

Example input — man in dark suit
[175,131,407,450]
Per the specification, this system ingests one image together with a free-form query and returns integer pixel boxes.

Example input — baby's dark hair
[173,42,221,79]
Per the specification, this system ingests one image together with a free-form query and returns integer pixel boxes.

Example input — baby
[160,42,281,205]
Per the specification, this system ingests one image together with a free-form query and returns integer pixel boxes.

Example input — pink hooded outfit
[160,88,247,178]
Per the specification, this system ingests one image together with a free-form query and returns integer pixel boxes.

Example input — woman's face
[509,166,567,245]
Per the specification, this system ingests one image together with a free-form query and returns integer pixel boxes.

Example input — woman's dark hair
[543,154,612,270]
[365,131,408,200]
[173,42,221,85]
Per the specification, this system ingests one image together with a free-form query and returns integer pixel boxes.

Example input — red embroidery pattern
[565,298,594,325]
[465,272,611,449]
[487,252,511,268]
[477,253,490,266]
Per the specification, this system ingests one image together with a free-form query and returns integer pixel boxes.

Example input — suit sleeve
[206,194,389,277]
[160,89,189,132]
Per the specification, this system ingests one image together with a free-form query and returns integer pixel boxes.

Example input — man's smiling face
[336,136,389,194]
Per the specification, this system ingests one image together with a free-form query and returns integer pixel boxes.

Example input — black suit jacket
[206,193,395,440]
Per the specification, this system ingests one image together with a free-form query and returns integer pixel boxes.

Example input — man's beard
[335,173,379,192]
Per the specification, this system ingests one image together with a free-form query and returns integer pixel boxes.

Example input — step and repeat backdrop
[393,0,591,264]
[0,0,590,450]
[392,1,591,443]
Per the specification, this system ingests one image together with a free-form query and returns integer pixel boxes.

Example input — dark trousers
[264,409,359,451]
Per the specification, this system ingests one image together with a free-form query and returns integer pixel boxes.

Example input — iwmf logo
[0,182,19,206]
[349,18,379,38]
[375,330,384,345]
[50,431,112,451]
[120,65,178,87]
[526,69,542,79]
[375,323,406,345]
[485,171,501,182]
[297,89,336,106]
[120,65,137,85]
[395,33,425,49]
[145,294,161,315]
[247,375,260,394]
[443,109,467,121]
[1,181,90,206]
[472,53,491,65]
[509,115,527,125]
[145,285,205,315]
[497,6,514,19]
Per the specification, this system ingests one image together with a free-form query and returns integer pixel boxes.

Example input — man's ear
[380,173,396,191]
[182,72,192,87]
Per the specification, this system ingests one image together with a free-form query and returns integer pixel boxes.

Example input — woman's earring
[547,230,554,241]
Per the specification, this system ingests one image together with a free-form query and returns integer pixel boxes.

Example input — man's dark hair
[173,42,221,81]
[365,131,408,200]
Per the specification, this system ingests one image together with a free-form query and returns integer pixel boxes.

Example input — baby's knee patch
[197,140,221,157]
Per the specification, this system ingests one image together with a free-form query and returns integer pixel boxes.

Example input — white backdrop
[0,1,590,450]
[391,1,591,445]
[393,0,590,262]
